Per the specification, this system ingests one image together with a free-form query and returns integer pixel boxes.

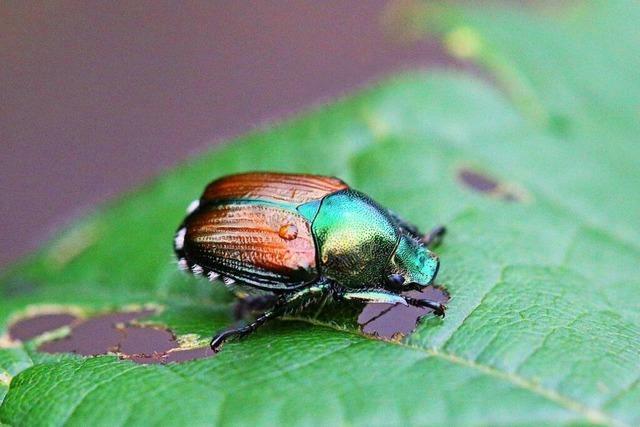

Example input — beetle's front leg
[403,295,446,317]
[338,289,446,317]
[210,284,330,352]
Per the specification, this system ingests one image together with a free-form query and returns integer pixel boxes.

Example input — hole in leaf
[125,346,216,365]
[118,325,177,356]
[9,313,78,341]
[458,168,499,193]
[32,308,216,364]
[358,285,449,340]
[457,167,529,202]
[38,309,165,356]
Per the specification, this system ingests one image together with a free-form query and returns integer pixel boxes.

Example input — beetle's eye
[388,273,405,286]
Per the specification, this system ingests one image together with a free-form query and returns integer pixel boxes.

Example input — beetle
[174,172,446,352]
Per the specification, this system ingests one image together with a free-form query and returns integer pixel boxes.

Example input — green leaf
[1,2,639,426]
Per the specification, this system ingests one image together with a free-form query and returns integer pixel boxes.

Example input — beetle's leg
[403,295,446,317]
[338,289,446,317]
[233,294,278,321]
[340,290,409,306]
[211,309,277,352]
[210,284,330,352]
[422,225,446,249]
[312,291,331,319]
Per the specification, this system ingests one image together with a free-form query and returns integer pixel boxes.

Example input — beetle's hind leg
[211,310,277,352]
[210,283,331,352]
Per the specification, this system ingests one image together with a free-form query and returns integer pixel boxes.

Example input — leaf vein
[57,364,140,426]
[282,318,628,427]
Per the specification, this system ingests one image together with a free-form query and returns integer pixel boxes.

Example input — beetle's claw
[418,300,446,317]
[210,338,224,353]
[432,303,446,318]
[210,332,231,353]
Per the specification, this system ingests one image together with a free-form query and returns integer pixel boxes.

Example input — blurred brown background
[1,1,456,268]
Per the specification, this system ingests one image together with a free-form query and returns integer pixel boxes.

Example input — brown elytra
[202,172,348,204]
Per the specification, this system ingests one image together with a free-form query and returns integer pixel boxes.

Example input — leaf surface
[1,3,639,426]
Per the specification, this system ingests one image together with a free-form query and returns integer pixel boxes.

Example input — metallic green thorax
[310,190,398,287]
[306,189,439,289]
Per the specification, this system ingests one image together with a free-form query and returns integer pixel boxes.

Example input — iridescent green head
[388,235,439,288]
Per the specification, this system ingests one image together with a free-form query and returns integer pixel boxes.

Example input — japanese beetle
[174,172,446,352]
